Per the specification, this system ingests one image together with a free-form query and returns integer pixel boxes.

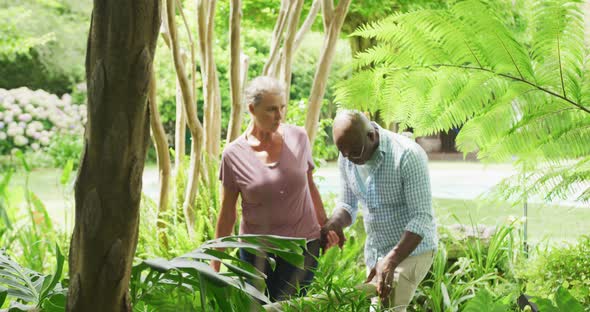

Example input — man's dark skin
[321,112,424,304]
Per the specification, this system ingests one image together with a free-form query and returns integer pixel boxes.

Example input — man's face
[334,129,371,165]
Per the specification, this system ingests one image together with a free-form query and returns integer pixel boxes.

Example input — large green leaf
[555,286,585,312]
[39,244,64,301]
[0,250,40,304]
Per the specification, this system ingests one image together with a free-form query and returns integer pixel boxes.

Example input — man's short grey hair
[244,76,286,107]
[335,109,373,133]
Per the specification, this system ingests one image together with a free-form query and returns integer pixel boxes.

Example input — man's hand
[365,255,397,304]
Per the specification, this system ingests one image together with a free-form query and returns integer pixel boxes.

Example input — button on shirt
[338,124,438,269]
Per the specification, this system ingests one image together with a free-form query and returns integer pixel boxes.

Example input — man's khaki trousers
[369,250,435,312]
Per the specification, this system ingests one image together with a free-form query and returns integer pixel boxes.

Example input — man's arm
[321,156,358,248]
[368,148,434,300]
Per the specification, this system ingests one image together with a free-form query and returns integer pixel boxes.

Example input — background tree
[67,0,161,311]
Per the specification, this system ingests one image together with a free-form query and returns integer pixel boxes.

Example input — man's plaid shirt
[338,124,438,268]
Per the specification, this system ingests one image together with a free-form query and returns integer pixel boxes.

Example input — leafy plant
[45,133,84,169]
[131,235,307,310]
[336,0,590,203]
[531,286,586,312]
[462,289,511,312]
[0,245,66,311]
[417,246,498,312]
[520,235,590,307]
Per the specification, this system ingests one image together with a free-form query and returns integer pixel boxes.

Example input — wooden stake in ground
[67,1,161,311]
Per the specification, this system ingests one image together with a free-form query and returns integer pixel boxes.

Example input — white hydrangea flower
[18,113,32,122]
[31,143,40,150]
[0,132,6,140]
[14,135,28,146]
[4,113,13,123]
[40,136,51,146]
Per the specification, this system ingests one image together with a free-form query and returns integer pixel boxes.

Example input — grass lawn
[8,166,590,244]
[434,198,590,243]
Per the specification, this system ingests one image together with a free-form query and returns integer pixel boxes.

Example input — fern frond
[338,0,590,203]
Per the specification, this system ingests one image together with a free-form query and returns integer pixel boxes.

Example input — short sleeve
[219,152,239,192]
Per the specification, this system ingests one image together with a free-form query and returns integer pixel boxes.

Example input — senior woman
[211,76,338,301]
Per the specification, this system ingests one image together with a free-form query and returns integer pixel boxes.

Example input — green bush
[521,236,590,307]
[45,133,83,169]
[0,87,86,156]
[0,0,90,94]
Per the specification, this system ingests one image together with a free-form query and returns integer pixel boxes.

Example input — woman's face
[249,92,285,132]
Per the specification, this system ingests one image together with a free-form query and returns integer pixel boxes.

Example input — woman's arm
[211,185,240,272]
[308,170,327,226]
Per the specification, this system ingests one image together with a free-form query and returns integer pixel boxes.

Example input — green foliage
[336,0,590,203]
[0,244,66,311]
[131,235,307,310]
[0,0,90,94]
[462,289,510,312]
[531,286,586,312]
[45,133,83,169]
[286,100,339,164]
[520,236,590,307]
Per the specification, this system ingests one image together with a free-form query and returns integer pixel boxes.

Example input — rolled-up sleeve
[337,155,359,223]
[401,148,434,238]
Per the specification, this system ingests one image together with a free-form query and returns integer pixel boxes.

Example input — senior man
[321,110,437,311]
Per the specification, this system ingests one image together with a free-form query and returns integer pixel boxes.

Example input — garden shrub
[521,236,590,307]
[0,88,85,156]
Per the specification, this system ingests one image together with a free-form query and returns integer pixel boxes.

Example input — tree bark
[227,0,243,143]
[166,0,205,239]
[67,1,161,311]
[148,70,171,248]
[305,0,351,143]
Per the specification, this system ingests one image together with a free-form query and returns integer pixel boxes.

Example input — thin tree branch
[293,0,321,52]
[321,0,334,30]
[263,0,290,76]
[176,0,197,98]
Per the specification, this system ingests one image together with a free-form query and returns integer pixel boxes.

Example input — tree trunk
[227,0,243,143]
[197,0,222,159]
[174,54,187,171]
[67,1,161,311]
[166,0,205,239]
[279,0,304,107]
[148,70,171,248]
[305,0,351,143]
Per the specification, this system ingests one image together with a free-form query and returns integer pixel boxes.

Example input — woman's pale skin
[211,92,339,272]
